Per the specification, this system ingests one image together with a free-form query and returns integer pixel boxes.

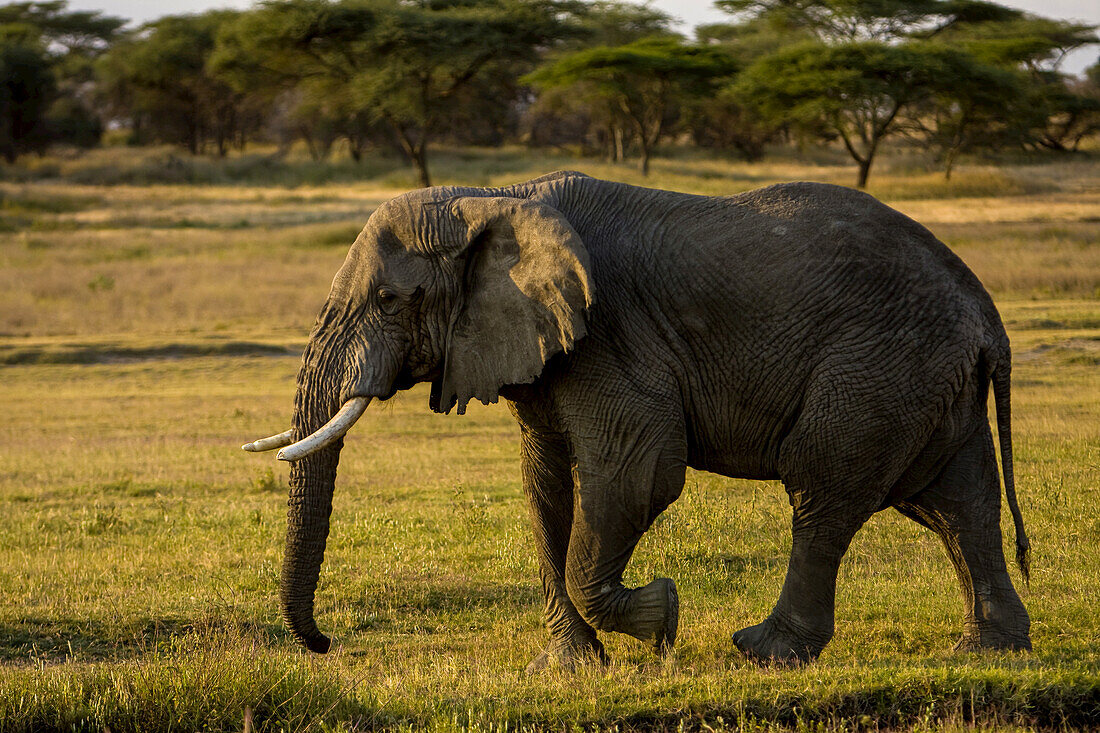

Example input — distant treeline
[1,0,1098,187]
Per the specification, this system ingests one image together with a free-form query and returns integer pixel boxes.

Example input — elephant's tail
[993,361,1030,586]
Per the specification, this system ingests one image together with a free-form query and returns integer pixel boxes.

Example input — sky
[67,0,1100,75]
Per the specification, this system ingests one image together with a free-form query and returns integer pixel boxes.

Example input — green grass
[0,146,1098,731]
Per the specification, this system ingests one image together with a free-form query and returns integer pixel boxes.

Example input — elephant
[242,170,1031,668]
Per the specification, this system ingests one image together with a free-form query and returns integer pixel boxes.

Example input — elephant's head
[242,187,592,652]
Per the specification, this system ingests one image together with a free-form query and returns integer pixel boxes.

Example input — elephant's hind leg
[732,501,873,665]
[895,425,1030,652]
[517,421,606,673]
[736,363,928,665]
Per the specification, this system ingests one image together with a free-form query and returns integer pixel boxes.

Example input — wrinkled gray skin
[279,171,1031,667]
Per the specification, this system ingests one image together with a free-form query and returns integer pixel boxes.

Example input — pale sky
[66,0,1099,74]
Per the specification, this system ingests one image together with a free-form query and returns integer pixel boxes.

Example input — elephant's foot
[732,615,828,666]
[525,633,608,674]
[616,577,679,655]
[955,595,1031,653]
[954,622,1031,653]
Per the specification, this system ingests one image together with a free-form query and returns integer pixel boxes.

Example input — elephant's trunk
[277,296,392,652]
[281,442,340,653]
[280,344,345,653]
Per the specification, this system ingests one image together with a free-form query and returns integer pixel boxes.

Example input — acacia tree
[0,26,54,161]
[696,0,1038,172]
[908,59,1023,178]
[0,0,125,97]
[939,15,1099,152]
[213,0,575,187]
[522,0,677,160]
[687,86,779,162]
[1025,74,1100,152]
[712,0,1020,43]
[0,2,123,159]
[0,1,124,52]
[1048,62,1100,152]
[737,40,1000,187]
[526,38,737,174]
[569,0,677,48]
[98,11,262,155]
[947,15,1097,72]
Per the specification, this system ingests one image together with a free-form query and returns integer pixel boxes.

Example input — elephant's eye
[377,288,397,306]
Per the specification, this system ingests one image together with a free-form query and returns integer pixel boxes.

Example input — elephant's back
[580,179,1001,370]
[648,181,997,331]
[720,182,986,298]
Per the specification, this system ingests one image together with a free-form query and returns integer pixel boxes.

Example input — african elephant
[243,170,1031,668]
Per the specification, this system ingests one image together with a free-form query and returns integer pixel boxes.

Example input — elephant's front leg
[518,424,606,673]
[561,412,688,656]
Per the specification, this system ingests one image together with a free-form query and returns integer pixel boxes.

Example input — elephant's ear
[431,196,592,415]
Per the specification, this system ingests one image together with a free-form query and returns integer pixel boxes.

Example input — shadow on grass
[0,340,297,365]
[351,579,541,633]
[1,582,541,665]
[654,163,783,187]
[0,615,284,664]
[600,680,1100,731]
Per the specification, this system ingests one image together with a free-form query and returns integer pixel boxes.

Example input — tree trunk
[836,125,875,189]
[303,132,321,162]
[943,145,959,181]
[856,135,878,189]
[391,121,432,188]
[411,145,431,188]
[638,123,651,176]
[856,157,872,188]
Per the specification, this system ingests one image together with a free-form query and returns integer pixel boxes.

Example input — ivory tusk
[277,397,370,462]
[242,430,294,452]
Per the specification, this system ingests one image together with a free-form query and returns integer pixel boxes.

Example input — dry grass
[2,148,1097,339]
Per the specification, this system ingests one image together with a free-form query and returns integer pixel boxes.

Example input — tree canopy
[0,0,1095,184]
[213,0,579,185]
[716,0,977,42]
[736,40,1017,186]
[0,1,123,160]
[98,11,260,155]
[527,37,738,174]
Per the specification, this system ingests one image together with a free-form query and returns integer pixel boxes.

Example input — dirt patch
[1017,338,1100,366]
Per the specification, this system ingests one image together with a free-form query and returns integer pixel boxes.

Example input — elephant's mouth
[365,376,407,403]
[377,365,426,399]
[347,360,418,404]
[370,384,399,401]
[392,370,418,393]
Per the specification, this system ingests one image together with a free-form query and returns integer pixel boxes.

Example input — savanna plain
[1,146,1098,732]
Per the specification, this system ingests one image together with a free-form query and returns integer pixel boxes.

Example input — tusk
[277,397,370,462]
[241,430,294,452]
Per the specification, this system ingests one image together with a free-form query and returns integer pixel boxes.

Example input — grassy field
[0,146,1098,731]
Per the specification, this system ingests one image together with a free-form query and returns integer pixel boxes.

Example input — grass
[0,145,1097,731]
